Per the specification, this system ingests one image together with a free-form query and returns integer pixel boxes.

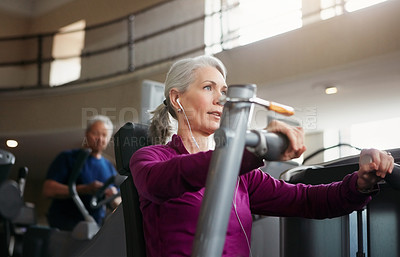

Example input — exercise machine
[280,149,400,257]
[112,84,297,257]
[112,84,400,257]
[0,147,126,257]
[0,149,36,257]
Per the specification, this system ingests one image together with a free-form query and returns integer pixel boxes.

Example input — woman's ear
[169,88,181,111]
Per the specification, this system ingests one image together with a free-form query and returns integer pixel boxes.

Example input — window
[351,117,400,150]
[320,0,388,20]
[205,0,302,53]
[234,0,302,46]
[205,0,389,54]
[345,0,388,12]
[320,0,344,20]
[49,20,86,87]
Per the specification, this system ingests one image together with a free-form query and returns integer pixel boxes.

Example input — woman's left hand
[266,120,307,161]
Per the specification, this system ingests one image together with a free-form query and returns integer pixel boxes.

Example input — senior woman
[130,55,394,257]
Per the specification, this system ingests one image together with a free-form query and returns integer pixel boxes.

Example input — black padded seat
[114,122,151,257]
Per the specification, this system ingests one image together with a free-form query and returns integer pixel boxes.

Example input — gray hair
[86,115,114,140]
[149,55,227,145]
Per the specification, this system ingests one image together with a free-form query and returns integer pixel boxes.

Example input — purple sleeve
[245,170,372,219]
[130,146,263,204]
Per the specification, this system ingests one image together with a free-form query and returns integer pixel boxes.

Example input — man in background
[42,115,121,231]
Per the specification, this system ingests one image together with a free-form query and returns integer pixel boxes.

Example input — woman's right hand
[266,120,307,161]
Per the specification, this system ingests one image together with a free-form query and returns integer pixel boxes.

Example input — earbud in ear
[176,98,183,112]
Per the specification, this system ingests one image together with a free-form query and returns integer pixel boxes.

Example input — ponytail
[149,102,172,145]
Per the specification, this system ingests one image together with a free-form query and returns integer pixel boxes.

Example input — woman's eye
[204,86,212,91]
[221,91,227,96]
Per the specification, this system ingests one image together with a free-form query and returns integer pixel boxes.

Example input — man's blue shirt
[46,149,117,231]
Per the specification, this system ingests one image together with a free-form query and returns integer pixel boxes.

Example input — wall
[0,9,29,37]
[0,0,205,89]
[0,9,31,88]
[0,0,170,89]
[28,0,169,34]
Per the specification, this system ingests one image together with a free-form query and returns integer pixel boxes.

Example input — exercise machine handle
[68,148,95,222]
[360,155,400,190]
[384,163,400,190]
[17,166,28,197]
[264,132,289,160]
[90,175,121,209]
[246,130,289,161]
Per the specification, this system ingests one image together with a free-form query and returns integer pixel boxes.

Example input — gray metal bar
[68,149,95,223]
[245,130,260,147]
[245,130,289,161]
[192,84,256,257]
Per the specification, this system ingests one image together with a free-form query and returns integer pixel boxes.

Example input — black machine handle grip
[247,130,289,161]
[384,163,400,190]
[18,166,28,179]
[90,175,121,209]
[360,154,400,190]
[260,135,400,190]
[17,166,29,197]
[264,132,289,161]
[68,149,91,190]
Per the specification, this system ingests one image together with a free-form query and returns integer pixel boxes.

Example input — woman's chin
[206,124,219,134]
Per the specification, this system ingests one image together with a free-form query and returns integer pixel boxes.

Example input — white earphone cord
[178,100,200,150]
[234,178,253,257]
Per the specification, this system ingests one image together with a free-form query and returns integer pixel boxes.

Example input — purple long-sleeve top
[130,134,372,257]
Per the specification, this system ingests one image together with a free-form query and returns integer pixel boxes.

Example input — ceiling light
[6,140,18,148]
[325,86,338,95]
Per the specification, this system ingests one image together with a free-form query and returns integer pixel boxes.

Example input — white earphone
[176,98,200,150]
[177,98,184,111]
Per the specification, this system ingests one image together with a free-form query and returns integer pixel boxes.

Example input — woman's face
[178,66,227,136]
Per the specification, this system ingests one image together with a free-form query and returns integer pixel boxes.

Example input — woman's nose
[214,91,224,106]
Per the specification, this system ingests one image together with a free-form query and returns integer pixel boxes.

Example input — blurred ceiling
[256,50,400,130]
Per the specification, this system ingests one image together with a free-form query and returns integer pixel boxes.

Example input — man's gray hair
[86,115,114,139]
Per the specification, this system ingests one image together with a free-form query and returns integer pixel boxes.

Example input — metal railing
[0,0,207,92]
[0,0,374,92]
[0,15,134,91]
